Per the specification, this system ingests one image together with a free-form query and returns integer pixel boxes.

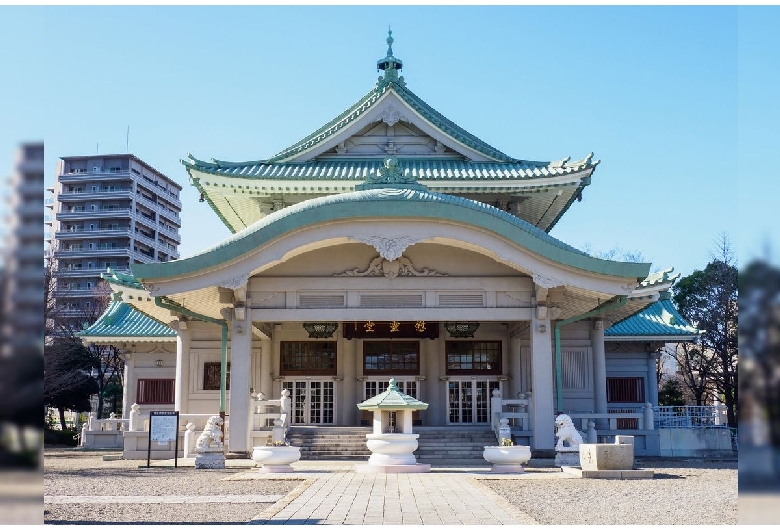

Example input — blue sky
[2,6,776,280]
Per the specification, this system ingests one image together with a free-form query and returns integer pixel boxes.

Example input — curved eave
[603,334,700,342]
[130,187,650,284]
[356,403,429,411]
[182,155,598,233]
[79,335,177,344]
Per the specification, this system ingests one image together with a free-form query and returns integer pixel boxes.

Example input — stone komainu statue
[195,415,224,450]
[554,414,584,451]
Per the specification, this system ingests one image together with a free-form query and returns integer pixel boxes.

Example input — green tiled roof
[182,155,598,182]
[77,300,175,339]
[265,79,515,163]
[605,296,700,338]
[131,187,651,282]
[357,379,429,410]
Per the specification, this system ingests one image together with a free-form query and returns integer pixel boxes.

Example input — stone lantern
[355,378,430,473]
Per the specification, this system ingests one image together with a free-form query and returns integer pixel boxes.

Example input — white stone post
[80,423,88,447]
[490,389,503,435]
[498,418,511,442]
[530,311,555,451]
[271,418,285,444]
[591,319,607,430]
[87,412,96,431]
[644,403,655,430]
[280,389,291,427]
[129,403,141,431]
[183,422,196,458]
[587,420,597,443]
[107,412,117,431]
[174,321,191,413]
[228,311,252,455]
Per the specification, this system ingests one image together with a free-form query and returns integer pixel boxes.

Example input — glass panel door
[447,379,500,425]
[283,379,335,426]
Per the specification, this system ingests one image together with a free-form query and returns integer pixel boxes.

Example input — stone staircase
[415,427,498,463]
[287,426,373,460]
[287,425,498,462]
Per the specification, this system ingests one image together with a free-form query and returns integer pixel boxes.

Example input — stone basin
[252,445,301,473]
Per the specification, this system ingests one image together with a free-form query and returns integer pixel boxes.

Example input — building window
[446,341,501,374]
[137,379,175,404]
[363,342,419,375]
[561,350,588,389]
[606,377,645,403]
[280,342,336,375]
[203,362,230,391]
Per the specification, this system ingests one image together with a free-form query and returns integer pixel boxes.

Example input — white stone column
[647,351,659,406]
[341,336,357,426]
[591,319,607,429]
[510,336,522,399]
[530,312,554,451]
[427,331,444,426]
[121,352,134,419]
[174,322,191,413]
[259,338,272,399]
[228,313,252,454]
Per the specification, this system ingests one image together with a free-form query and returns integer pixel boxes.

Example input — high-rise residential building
[1,142,45,356]
[46,154,182,331]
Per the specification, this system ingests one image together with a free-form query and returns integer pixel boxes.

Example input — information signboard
[147,411,179,468]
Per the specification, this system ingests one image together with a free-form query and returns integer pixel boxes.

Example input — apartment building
[46,154,182,330]
[1,142,45,355]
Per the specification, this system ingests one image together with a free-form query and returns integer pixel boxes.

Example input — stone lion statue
[554,414,583,451]
[196,415,224,450]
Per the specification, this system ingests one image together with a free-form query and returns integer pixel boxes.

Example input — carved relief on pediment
[334,254,446,279]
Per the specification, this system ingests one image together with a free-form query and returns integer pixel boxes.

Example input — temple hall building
[80,33,700,459]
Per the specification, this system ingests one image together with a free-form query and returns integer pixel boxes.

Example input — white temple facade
[80,32,699,459]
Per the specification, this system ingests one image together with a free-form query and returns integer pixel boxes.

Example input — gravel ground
[44,449,738,525]
[44,449,304,524]
[481,457,738,525]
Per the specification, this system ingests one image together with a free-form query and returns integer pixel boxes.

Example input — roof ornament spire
[376,27,406,89]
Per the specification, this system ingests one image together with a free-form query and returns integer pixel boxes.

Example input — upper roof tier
[183,32,599,234]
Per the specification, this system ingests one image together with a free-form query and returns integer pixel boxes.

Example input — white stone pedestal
[195,449,225,469]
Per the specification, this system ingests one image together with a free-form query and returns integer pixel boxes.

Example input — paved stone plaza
[43,448,737,525]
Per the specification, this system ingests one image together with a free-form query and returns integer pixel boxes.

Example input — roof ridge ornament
[356,156,427,191]
[376,28,406,89]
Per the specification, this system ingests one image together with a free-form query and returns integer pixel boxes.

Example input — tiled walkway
[231,461,550,525]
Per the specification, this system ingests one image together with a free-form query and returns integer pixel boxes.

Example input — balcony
[56,208,132,221]
[53,288,96,298]
[54,247,132,260]
[55,227,131,240]
[58,189,133,201]
[53,268,103,278]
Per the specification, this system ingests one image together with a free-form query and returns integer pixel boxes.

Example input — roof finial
[377,27,402,73]
[386,26,394,56]
[376,27,405,88]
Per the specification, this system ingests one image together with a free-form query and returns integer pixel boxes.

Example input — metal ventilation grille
[438,294,485,307]
[359,294,423,307]
[298,294,346,308]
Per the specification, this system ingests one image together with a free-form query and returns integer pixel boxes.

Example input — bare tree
[673,234,738,426]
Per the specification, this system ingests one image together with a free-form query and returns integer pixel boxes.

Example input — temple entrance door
[447,379,501,425]
[282,379,335,426]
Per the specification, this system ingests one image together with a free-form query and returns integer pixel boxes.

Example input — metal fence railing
[653,405,729,429]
